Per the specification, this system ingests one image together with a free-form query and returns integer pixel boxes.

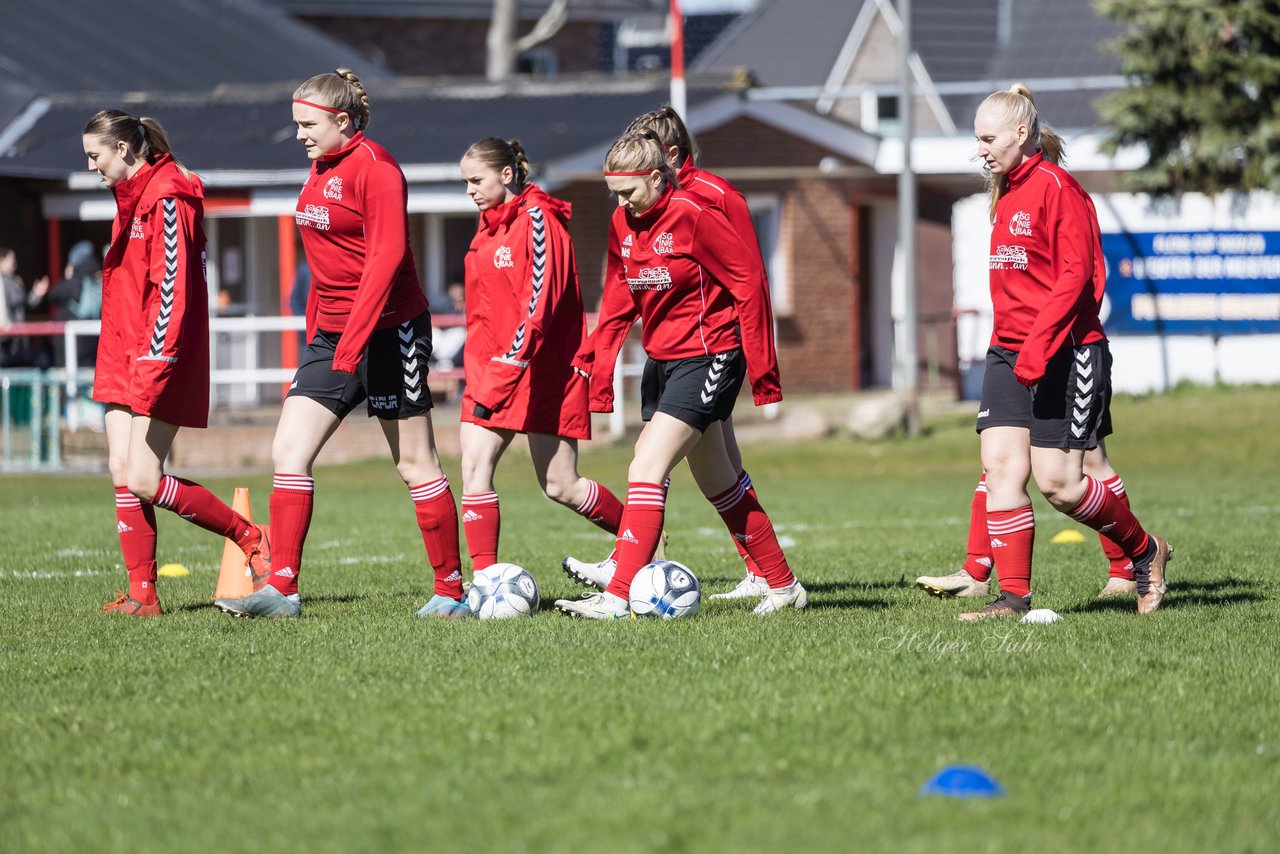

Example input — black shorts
[289,311,435,420]
[640,349,746,432]
[976,343,1113,449]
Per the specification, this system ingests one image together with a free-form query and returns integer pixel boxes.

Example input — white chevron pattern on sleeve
[494,206,545,369]
[140,198,179,363]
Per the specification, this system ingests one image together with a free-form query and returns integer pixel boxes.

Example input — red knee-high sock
[1067,476,1150,560]
[115,487,158,604]
[267,474,313,595]
[730,470,763,577]
[604,483,667,599]
[988,505,1035,598]
[461,492,500,570]
[709,477,796,590]
[1099,475,1134,580]
[410,478,464,598]
[152,475,253,542]
[573,479,623,534]
[964,475,994,581]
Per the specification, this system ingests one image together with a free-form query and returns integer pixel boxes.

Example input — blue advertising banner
[1100,231,1280,335]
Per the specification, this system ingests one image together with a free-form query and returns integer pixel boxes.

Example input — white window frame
[745,193,791,316]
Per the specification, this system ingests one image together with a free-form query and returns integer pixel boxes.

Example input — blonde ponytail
[979,82,1064,219]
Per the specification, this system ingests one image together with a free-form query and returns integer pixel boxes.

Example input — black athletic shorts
[640,349,746,432]
[289,311,435,420]
[976,343,1113,449]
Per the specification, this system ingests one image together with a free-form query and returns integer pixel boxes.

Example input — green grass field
[2,385,1277,853]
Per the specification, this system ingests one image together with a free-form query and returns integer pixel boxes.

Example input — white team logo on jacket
[621,234,633,258]
[129,217,145,240]
[1009,211,1033,237]
[626,266,673,291]
[990,245,1028,270]
[296,204,331,231]
[323,176,343,200]
[494,245,514,269]
[652,232,674,255]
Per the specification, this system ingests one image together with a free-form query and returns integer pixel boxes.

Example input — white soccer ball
[628,560,701,619]
[467,563,539,620]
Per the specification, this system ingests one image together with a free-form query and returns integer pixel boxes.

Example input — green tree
[1095,0,1280,194]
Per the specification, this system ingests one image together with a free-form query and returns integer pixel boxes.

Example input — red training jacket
[461,185,590,439]
[94,154,210,428]
[577,185,782,411]
[989,152,1107,385]
[295,132,428,372]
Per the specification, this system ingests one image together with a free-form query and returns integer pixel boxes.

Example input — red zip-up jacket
[461,184,590,439]
[577,185,782,410]
[583,160,777,411]
[990,152,1106,385]
[94,154,210,428]
[295,132,428,373]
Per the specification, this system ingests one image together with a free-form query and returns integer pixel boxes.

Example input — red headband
[293,99,345,115]
[604,169,656,176]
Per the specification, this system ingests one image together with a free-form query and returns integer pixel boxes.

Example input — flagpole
[670,0,686,117]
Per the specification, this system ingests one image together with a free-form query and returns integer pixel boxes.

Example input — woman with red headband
[554,131,806,619]
[454,136,624,575]
[215,69,465,619]
[561,105,781,606]
[83,109,270,617]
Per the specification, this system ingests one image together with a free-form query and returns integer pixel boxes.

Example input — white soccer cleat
[561,556,615,590]
[709,572,769,600]
[553,591,632,620]
[915,569,991,599]
[752,580,809,616]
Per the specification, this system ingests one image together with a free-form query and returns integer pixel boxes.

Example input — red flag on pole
[670,0,687,118]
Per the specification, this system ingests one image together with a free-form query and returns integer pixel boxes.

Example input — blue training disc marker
[919,765,1005,798]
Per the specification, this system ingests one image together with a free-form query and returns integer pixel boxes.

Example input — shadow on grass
[174,592,369,613]
[1063,577,1265,614]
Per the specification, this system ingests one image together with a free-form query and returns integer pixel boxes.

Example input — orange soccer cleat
[102,591,164,617]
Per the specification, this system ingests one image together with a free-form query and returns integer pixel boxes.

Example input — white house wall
[952,191,1280,394]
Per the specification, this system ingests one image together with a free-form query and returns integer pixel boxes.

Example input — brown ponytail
[462,137,532,191]
[82,109,191,177]
[624,105,699,166]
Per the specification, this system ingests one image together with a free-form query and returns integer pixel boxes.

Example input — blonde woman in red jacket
[561,105,782,604]
[959,83,1171,620]
[215,69,464,619]
[456,137,624,575]
[82,110,269,617]
[554,131,805,620]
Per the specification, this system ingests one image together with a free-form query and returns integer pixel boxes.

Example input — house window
[518,48,559,78]
[746,194,790,316]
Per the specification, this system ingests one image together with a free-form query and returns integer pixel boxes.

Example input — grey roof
[0,79,725,180]
[692,0,860,86]
[0,0,388,117]
[696,0,1125,129]
[259,0,668,21]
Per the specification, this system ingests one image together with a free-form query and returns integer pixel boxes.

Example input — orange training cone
[214,487,259,599]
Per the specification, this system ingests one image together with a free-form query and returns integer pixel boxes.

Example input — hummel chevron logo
[1071,424,1087,438]
[1078,379,1094,393]
[1074,395,1092,409]
[1072,408,1088,422]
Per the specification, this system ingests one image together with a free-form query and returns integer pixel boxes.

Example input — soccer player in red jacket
[455,137,623,575]
[82,110,269,617]
[955,83,1171,620]
[215,69,464,619]
[554,131,806,619]
[560,106,781,604]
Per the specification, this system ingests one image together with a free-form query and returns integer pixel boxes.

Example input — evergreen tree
[1095,0,1280,194]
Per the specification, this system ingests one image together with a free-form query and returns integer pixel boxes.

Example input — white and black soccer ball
[467,563,539,620]
[628,560,701,619]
